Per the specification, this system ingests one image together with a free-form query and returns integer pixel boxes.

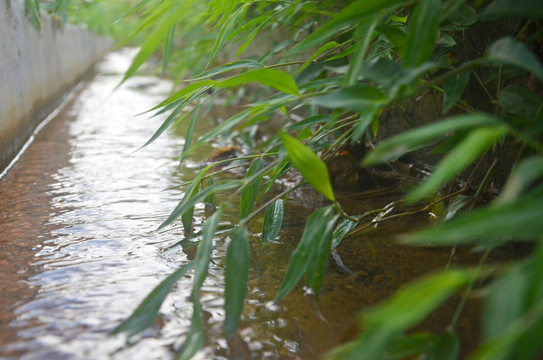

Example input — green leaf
[25,0,41,32]
[217,68,300,95]
[279,131,335,201]
[365,269,478,333]
[314,84,388,114]
[192,207,222,295]
[181,179,200,235]
[479,0,543,21]
[403,0,442,68]
[289,0,407,54]
[111,262,194,338]
[262,199,284,245]
[224,227,250,340]
[498,85,543,119]
[344,15,379,86]
[297,41,339,74]
[122,3,189,83]
[240,159,265,219]
[192,60,263,81]
[331,218,358,249]
[486,37,543,82]
[274,206,338,303]
[363,113,500,165]
[424,332,460,360]
[209,4,248,64]
[178,299,204,360]
[499,156,543,204]
[443,70,471,113]
[285,114,331,131]
[180,105,200,164]
[402,190,543,245]
[407,125,508,201]
[161,24,175,76]
[159,181,241,230]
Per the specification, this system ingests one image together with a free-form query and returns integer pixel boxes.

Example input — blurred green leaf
[443,70,471,113]
[314,84,388,114]
[122,2,190,83]
[402,189,543,245]
[486,37,543,82]
[111,262,194,338]
[192,207,223,294]
[498,85,542,119]
[178,299,204,360]
[499,156,543,204]
[161,24,175,76]
[25,0,41,31]
[403,0,441,68]
[217,68,300,95]
[279,131,335,201]
[424,332,460,360]
[274,206,338,302]
[365,269,478,332]
[209,4,248,63]
[363,113,499,165]
[285,114,331,131]
[179,105,200,164]
[224,227,250,340]
[479,0,543,21]
[240,159,265,219]
[192,60,263,81]
[181,179,200,236]
[344,15,379,86]
[297,41,339,74]
[289,0,407,54]
[262,199,284,245]
[408,125,508,201]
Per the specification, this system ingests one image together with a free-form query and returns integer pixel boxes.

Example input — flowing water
[0,49,523,360]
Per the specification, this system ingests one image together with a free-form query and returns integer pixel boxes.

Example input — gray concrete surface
[0,0,112,173]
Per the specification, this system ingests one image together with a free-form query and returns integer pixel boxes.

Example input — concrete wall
[0,0,112,172]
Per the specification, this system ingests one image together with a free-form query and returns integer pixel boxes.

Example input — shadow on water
[0,49,528,359]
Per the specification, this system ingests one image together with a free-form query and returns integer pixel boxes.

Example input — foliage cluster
[30,0,543,358]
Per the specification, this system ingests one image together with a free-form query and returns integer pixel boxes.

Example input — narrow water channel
[0,49,521,360]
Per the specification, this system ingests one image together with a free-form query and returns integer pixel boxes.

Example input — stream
[0,49,516,360]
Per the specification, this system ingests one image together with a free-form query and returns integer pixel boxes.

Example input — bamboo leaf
[217,68,300,95]
[331,218,358,249]
[181,179,200,235]
[363,113,500,165]
[224,227,250,340]
[403,0,442,68]
[158,181,241,230]
[180,105,200,164]
[314,84,388,115]
[486,37,543,82]
[407,125,508,201]
[240,159,265,219]
[192,207,222,294]
[443,70,471,113]
[178,299,204,360]
[122,3,189,83]
[365,269,478,333]
[499,156,543,204]
[402,189,543,245]
[161,24,175,76]
[279,131,335,201]
[344,15,379,86]
[192,60,263,81]
[424,332,460,360]
[479,0,543,21]
[25,0,41,32]
[274,206,337,303]
[296,41,339,74]
[262,199,284,245]
[111,262,194,338]
[209,4,248,63]
[289,0,407,54]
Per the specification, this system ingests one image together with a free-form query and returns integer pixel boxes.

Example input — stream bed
[0,49,521,360]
